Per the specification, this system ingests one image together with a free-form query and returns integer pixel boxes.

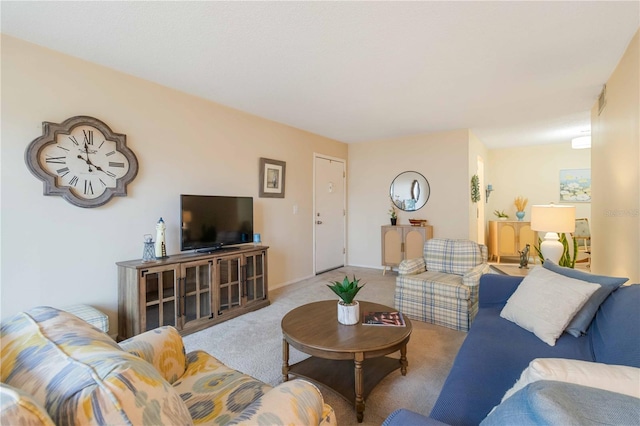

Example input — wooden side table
[281,300,412,423]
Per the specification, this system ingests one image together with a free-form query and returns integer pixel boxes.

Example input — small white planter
[337,300,360,325]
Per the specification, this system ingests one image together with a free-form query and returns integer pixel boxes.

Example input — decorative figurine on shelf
[155,217,167,258]
[142,234,156,262]
[519,244,530,269]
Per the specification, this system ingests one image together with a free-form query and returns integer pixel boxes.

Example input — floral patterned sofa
[1,306,335,425]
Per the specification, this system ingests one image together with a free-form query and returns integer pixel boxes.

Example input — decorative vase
[337,300,360,325]
[390,218,397,226]
[516,211,525,221]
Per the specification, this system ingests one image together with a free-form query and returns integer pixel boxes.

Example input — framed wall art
[259,157,286,198]
[559,169,591,203]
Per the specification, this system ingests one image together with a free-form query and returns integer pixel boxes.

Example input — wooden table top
[281,300,412,356]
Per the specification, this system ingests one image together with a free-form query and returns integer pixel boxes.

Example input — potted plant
[514,196,528,221]
[389,204,398,225]
[493,210,509,220]
[327,275,365,325]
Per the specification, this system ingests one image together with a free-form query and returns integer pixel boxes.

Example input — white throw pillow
[501,358,640,403]
[500,266,600,346]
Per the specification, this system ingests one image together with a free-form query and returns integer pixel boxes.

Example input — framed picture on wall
[259,157,286,198]
[559,169,591,203]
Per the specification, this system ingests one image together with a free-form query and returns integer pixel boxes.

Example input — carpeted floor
[183,266,467,425]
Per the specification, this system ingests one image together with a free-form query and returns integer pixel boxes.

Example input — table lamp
[531,204,576,264]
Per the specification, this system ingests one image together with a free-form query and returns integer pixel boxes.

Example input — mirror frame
[390,171,431,212]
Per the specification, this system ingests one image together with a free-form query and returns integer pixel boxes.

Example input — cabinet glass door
[245,251,266,303]
[217,256,242,314]
[182,260,213,328]
[141,266,178,332]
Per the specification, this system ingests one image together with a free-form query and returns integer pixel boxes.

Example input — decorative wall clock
[25,116,138,208]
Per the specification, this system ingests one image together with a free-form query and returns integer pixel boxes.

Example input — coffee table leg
[282,338,290,382]
[354,353,365,422]
[400,343,408,376]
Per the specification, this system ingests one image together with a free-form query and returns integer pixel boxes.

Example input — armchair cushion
[424,239,484,275]
[463,263,491,287]
[398,257,426,275]
[119,326,187,384]
[228,379,335,426]
[173,350,270,424]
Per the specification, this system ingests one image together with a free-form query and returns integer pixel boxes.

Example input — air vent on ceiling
[598,85,607,115]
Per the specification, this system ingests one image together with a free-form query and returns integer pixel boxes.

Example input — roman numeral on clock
[56,167,70,177]
[69,136,80,146]
[83,130,94,145]
[84,180,93,195]
[69,176,79,187]
[109,161,125,168]
[45,156,66,164]
[105,151,116,156]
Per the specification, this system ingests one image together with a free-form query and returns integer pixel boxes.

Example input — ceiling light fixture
[571,135,591,149]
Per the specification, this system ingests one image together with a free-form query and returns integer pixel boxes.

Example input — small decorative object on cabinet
[24,116,138,208]
[117,245,269,340]
[141,234,155,262]
[494,210,509,220]
[381,224,433,275]
[155,217,167,258]
[514,196,528,221]
[389,203,398,225]
[488,220,536,263]
[327,275,364,325]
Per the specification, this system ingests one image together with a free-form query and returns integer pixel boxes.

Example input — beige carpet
[183,266,467,426]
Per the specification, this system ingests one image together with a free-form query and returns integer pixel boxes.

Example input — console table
[381,225,433,274]
[117,245,269,340]
[488,220,537,263]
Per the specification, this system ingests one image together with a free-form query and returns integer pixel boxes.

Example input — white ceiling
[2,1,638,148]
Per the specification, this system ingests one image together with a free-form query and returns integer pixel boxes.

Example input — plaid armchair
[394,238,489,331]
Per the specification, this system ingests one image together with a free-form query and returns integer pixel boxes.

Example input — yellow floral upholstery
[0,383,55,426]
[2,307,335,426]
[0,307,192,425]
[119,326,187,384]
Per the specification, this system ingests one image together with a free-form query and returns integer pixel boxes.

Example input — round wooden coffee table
[281,300,412,423]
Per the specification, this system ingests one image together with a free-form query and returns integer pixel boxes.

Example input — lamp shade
[531,205,576,233]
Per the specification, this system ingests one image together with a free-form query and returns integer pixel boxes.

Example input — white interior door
[314,155,346,274]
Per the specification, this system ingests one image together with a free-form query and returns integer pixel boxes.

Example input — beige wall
[591,30,639,282]
[0,35,347,328]
[347,130,471,268]
[486,143,591,238]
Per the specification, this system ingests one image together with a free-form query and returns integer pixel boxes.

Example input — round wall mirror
[390,171,430,211]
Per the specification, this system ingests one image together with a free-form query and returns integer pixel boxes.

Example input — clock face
[25,116,138,208]
[40,125,130,200]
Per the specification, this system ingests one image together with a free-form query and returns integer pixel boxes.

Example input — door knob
[316,220,323,224]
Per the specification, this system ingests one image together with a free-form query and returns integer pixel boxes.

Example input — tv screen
[180,195,253,252]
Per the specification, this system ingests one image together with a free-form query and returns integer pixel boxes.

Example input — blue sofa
[384,273,640,425]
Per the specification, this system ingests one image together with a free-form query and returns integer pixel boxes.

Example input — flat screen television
[180,194,253,252]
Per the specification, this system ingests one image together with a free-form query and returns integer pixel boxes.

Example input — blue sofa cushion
[543,260,628,337]
[480,380,640,426]
[589,284,640,367]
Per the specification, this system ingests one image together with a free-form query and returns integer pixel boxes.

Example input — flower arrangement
[388,203,397,219]
[514,196,528,212]
[327,275,365,305]
[493,210,509,219]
